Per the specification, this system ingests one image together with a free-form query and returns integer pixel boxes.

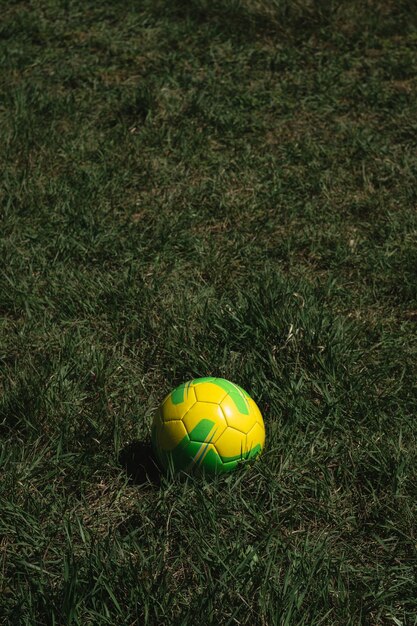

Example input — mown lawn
[1,1,416,624]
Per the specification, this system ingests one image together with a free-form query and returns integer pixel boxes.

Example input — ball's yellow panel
[161,385,197,421]
[247,397,265,426]
[220,394,257,434]
[182,402,227,443]
[158,419,188,451]
[215,427,248,461]
[246,421,265,451]
[193,381,228,404]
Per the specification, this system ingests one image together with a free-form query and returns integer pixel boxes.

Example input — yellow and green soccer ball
[151,377,265,474]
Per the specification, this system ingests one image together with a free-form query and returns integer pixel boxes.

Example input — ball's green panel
[220,443,262,464]
[233,383,251,399]
[170,380,196,406]
[199,446,237,473]
[191,377,217,385]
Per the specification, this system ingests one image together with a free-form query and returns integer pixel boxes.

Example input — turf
[1,0,416,624]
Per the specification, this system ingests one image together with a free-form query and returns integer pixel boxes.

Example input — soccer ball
[151,377,265,474]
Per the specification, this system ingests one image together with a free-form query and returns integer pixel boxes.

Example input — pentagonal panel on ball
[220,393,257,434]
[246,422,265,453]
[214,427,248,463]
[182,402,227,444]
[247,397,264,426]
[193,380,228,404]
[161,384,197,421]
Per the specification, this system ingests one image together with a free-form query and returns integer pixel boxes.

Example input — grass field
[1,1,416,624]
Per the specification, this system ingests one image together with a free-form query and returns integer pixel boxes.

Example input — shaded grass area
[1,0,416,624]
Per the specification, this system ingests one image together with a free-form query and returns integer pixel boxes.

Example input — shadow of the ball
[119,440,161,487]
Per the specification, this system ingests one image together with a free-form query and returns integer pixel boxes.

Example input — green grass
[1,0,416,624]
